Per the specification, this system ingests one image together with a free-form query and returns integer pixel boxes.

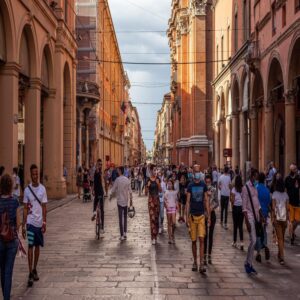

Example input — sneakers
[256,253,262,263]
[265,247,270,261]
[192,262,198,272]
[32,269,39,281]
[249,265,257,274]
[27,272,34,287]
[91,212,96,221]
[119,236,125,241]
[245,263,258,275]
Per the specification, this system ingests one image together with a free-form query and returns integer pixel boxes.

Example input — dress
[148,178,160,240]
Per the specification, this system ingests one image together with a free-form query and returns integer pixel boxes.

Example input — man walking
[91,159,105,234]
[110,166,133,241]
[218,166,232,229]
[285,164,300,245]
[22,164,48,287]
[186,165,210,274]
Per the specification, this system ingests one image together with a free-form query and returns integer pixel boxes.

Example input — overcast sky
[109,0,172,150]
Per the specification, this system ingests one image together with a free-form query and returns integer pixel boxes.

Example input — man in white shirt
[22,164,48,288]
[218,166,232,229]
[110,166,133,241]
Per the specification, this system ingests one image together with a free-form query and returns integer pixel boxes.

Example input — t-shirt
[256,183,271,218]
[12,174,20,197]
[231,188,242,206]
[110,175,132,207]
[219,174,231,197]
[23,184,48,228]
[164,190,178,208]
[272,191,289,221]
[187,181,207,216]
[242,181,261,221]
[285,175,300,207]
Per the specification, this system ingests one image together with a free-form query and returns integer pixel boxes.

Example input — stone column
[85,115,89,168]
[239,111,246,174]
[25,78,41,184]
[0,63,19,171]
[77,111,83,168]
[285,90,296,173]
[231,112,239,169]
[226,115,232,149]
[264,100,274,169]
[214,122,220,168]
[219,120,226,167]
[249,107,258,170]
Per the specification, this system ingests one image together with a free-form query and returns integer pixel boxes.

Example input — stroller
[82,173,92,203]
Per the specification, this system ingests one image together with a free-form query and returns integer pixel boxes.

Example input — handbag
[0,209,15,242]
[246,184,264,238]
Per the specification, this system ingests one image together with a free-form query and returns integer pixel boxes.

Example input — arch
[287,34,300,90]
[17,20,38,78]
[267,57,284,102]
[241,68,249,112]
[41,44,54,89]
[0,0,15,61]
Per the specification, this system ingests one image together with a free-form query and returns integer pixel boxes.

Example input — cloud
[109,0,172,150]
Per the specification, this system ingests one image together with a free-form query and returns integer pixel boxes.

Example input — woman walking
[147,165,162,245]
[271,177,289,265]
[230,175,244,250]
[178,175,188,223]
[204,175,218,264]
[0,174,21,300]
[164,180,178,244]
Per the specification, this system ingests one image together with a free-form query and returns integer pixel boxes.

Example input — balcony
[245,40,260,73]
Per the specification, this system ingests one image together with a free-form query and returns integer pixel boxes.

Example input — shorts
[188,215,206,241]
[167,207,176,214]
[289,205,300,222]
[27,224,44,248]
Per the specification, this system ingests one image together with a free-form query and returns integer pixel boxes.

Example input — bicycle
[95,196,102,240]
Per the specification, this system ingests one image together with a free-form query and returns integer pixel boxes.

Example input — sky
[109,0,172,150]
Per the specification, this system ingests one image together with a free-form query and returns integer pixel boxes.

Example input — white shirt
[231,188,243,206]
[164,190,178,208]
[219,174,231,197]
[110,175,132,207]
[23,183,48,228]
[12,174,20,197]
[272,191,289,221]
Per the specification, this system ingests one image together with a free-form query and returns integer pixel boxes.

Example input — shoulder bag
[246,184,264,239]
[28,185,42,206]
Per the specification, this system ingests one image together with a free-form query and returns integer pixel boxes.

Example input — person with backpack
[22,164,48,287]
[0,174,21,300]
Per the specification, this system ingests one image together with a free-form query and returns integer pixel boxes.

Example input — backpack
[0,210,15,242]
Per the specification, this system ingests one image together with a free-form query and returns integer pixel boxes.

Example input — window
[296,0,300,13]
[243,0,250,41]
[227,26,230,59]
[216,45,219,74]
[221,36,224,67]
[272,3,276,35]
[234,13,238,52]
[282,5,286,27]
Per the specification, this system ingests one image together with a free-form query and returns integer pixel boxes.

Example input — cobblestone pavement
[12,192,300,300]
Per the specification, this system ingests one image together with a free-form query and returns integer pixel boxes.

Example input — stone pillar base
[44,177,67,199]
[66,174,77,194]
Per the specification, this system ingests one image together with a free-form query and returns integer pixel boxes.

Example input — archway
[288,37,300,169]
[267,57,285,174]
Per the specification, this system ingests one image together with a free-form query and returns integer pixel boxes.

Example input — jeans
[232,206,244,243]
[0,239,19,300]
[274,220,287,259]
[93,194,104,230]
[118,205,128,237]
[220,196,229,224]
[246,219,256,266]
[204,211,216,255]
[159,200,164,229]
[137,180,142,196]
[256,224,268,252]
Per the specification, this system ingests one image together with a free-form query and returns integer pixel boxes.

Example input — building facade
[0,0,77,198]
[153,93,172,165]
[212,0,300,177]
[168,0,213,168]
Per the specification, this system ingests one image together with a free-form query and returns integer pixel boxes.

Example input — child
[164,180,178,244]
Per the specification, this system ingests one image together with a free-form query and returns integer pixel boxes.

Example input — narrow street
[12,192,300,300]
